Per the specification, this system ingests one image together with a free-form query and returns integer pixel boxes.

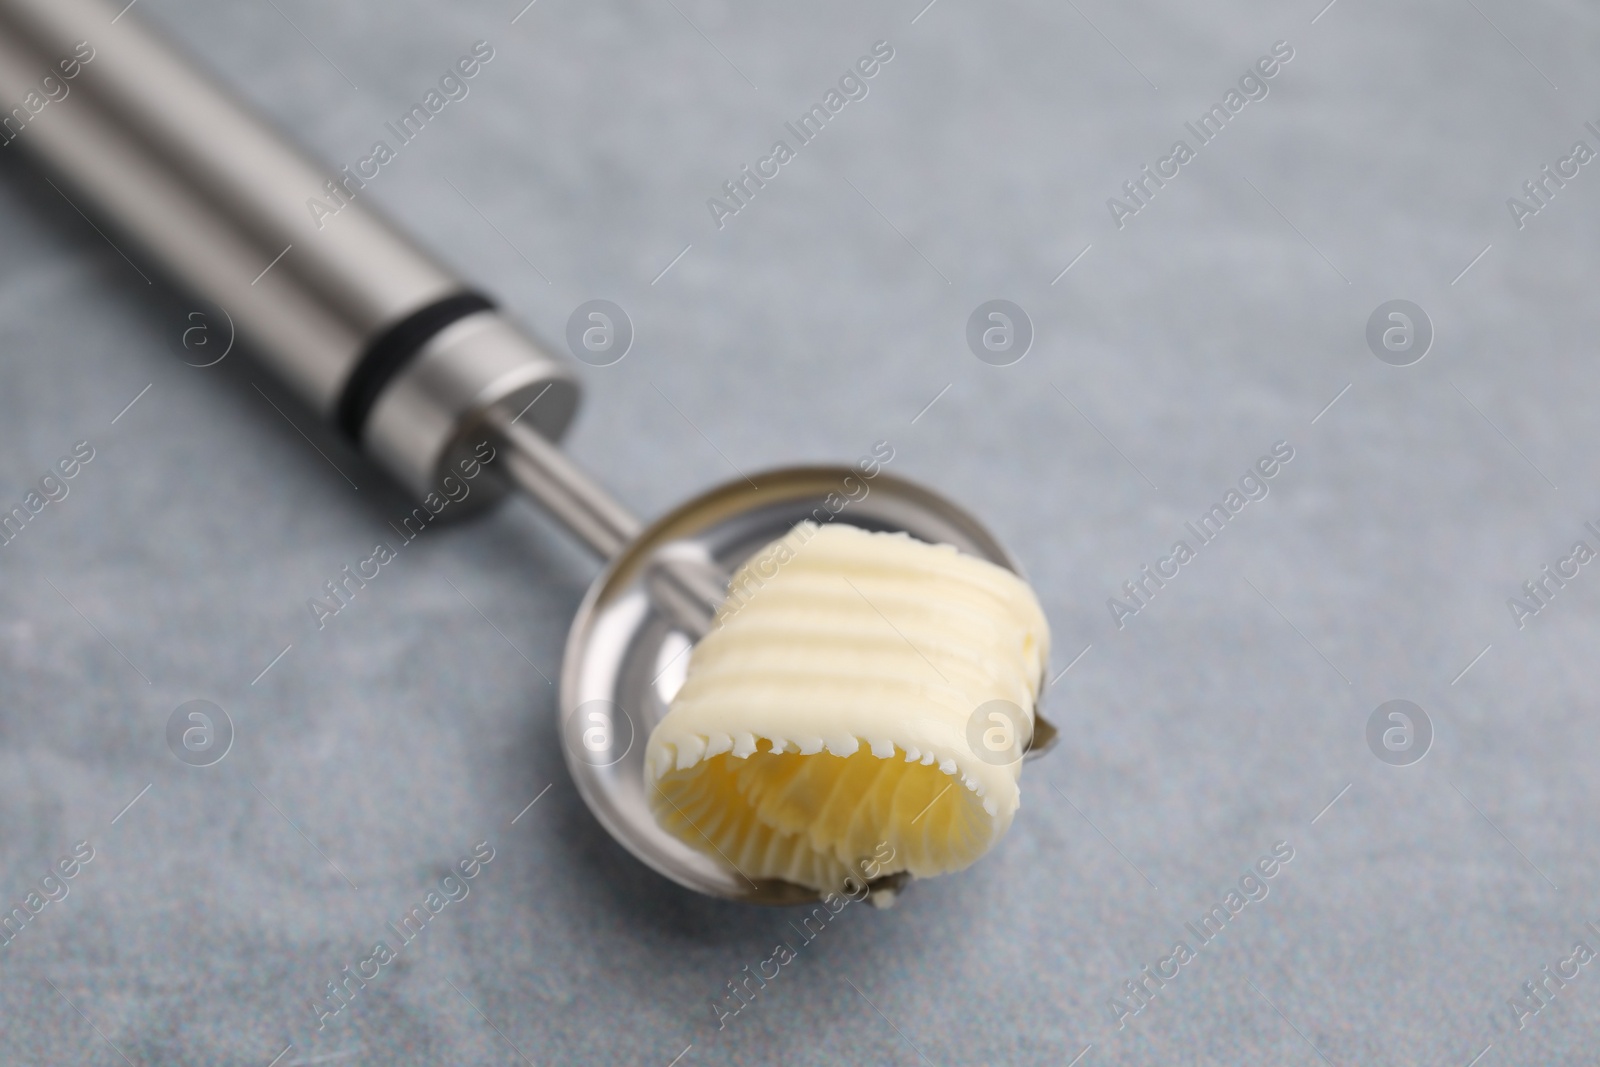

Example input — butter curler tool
[0,0,1058,905]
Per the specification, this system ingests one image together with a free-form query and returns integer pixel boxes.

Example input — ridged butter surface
[645,522,1050,892]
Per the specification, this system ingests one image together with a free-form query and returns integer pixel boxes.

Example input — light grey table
[1,0,1596,1063]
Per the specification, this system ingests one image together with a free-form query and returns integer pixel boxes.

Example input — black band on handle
[336,291,496,442]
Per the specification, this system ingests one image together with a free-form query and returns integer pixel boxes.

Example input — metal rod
[482,407,735,638]
[482,407,641,562]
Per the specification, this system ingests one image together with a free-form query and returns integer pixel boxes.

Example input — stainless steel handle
[0,0,578,503]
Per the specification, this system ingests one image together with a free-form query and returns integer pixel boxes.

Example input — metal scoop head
[550,463,1058,906]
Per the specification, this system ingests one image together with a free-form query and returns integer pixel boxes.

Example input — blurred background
[0,0,1597,1063]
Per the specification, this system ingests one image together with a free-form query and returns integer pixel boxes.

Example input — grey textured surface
[1,0,1598,1063]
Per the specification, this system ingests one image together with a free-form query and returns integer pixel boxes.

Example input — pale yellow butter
[645,522,1050,893]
